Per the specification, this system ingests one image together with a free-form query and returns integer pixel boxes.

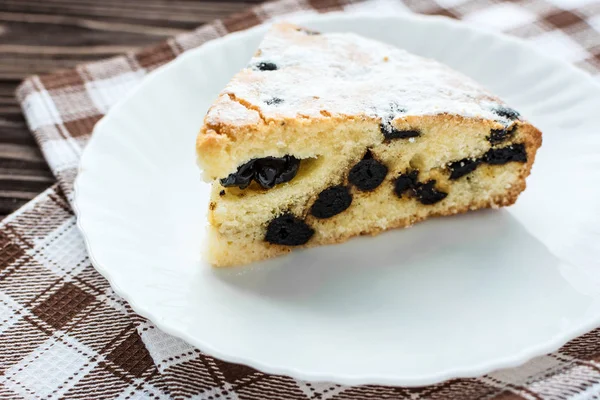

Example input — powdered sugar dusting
[206,23,511,127]
[205,94,261,126]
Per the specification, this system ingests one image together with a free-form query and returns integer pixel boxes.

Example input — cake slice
[196,23,542,267]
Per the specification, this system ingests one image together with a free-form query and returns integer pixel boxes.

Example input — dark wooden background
[0,0,263,218]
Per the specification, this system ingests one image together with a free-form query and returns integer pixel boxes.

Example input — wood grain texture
[0,0,261,218]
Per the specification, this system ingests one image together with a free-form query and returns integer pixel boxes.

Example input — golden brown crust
[197,114,379,180]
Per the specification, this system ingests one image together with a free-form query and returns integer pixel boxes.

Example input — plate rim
[74,11,600,386]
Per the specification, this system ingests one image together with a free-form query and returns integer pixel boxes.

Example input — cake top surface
[204,23,514,129]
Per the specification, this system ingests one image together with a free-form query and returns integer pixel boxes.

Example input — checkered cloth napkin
[3,0,600,398]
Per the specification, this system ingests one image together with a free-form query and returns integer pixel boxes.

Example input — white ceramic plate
[74,13,600,386]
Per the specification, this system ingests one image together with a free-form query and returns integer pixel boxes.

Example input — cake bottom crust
[206,167,528,267]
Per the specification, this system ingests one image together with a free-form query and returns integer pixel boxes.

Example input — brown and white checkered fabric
[3,0,600,398]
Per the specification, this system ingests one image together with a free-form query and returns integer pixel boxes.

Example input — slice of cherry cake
[196,23,542,267]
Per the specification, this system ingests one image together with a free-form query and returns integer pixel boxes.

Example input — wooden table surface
[0,0,262,218]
